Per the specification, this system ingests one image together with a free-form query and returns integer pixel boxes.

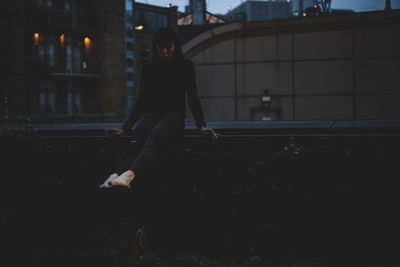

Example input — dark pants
[115,113,185,177]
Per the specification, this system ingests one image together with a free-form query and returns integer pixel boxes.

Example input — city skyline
[136,0,400,14]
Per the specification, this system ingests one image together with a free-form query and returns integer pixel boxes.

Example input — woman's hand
[105,128,124,136]
[200,126,219,140]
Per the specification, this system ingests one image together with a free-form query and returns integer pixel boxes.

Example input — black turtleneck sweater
[122,59,206,131]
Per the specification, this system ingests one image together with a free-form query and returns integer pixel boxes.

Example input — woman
[100,27,218,190]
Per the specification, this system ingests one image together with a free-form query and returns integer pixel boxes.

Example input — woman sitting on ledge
[100,27,218,190]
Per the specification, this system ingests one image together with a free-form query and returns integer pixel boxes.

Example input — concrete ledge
[23,120,400,136]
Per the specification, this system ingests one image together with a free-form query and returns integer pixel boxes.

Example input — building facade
[3,0,127,122]
[126,0,135,111]
[292,0,314,16]
[225,0,292,22]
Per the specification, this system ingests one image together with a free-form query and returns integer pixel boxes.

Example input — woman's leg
[101,116,160,188]
[129,114,184,176]
[114,115,161,174]
[112,114,184,188]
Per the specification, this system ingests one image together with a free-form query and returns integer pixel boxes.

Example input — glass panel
[74,93,82,114]
[66,38,72,73]
[40,92,46,113]
[46,0,53,8]
[65,0,71,10]
[48,42,55,67]
[48,92,56,113]
[72,45,81,73]
[67,91,73,115]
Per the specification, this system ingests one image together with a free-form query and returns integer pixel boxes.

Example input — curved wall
[183,11,400,122]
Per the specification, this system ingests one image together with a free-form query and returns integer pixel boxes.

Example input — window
[40,81,57,114]
[127,58,134,67]
[127,28,134,37]
[66,39,72,73]
[65,0,71,10]
[127,42,133,51]
[45,0,53,8]
[68,91,82,115]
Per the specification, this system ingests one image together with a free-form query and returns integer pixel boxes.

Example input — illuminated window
[84,37,91,48]
[59,33,65,46]
[34,33,40,46]
[84,36,92,55]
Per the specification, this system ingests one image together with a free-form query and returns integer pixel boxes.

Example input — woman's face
[156,42,175,62]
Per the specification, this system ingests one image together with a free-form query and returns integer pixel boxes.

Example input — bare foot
[100,173,119,188]
[111,170,135,189]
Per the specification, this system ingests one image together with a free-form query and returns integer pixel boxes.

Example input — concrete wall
[96,0,127,114]
[183,11,400,122]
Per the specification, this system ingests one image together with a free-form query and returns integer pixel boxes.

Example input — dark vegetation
[1,121,399,266]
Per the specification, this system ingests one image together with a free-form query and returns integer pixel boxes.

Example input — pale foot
[99,173,119,188]
[111,170,135,189]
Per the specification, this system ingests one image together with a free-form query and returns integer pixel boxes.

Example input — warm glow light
[59,34,65,45]
[84,37,91,47]
[227,5,232,11]
[34,33,39,45]
[135,25,144,30]
[84,36,92,54]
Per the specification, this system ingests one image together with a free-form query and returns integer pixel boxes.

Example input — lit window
[34,33,40,46]
[84,36,92,54]
[59,33,65,49]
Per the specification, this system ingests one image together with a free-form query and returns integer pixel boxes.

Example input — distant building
[128,2,177,110]
[225,0,292,22]
[190,0,207,25]
[3,0,127,122]
[178,12,226,26]
[126,0,135,110]
[292,0,314,16]
[177,0,226,49]
[178,0,226,26]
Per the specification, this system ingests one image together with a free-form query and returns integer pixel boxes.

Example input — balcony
[1,120,399,265]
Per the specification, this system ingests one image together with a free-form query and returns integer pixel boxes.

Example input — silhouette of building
[225,0,292,22]
[4,0,127,122]
[292,0,314,16]
[126,0,135,111]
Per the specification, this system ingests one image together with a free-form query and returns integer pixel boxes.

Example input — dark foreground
[1,120,400,266]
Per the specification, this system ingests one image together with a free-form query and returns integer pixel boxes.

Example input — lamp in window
[34,33,40,46]
[84,36,92,54]
[59,33,65,46]
[84,36,91,47]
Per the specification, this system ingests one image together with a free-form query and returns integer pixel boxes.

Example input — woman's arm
[186,61,206,129]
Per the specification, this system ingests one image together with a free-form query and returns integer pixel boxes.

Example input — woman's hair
[151,27,184,63]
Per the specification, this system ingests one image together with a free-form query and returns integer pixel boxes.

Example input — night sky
[136,0,400,14]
